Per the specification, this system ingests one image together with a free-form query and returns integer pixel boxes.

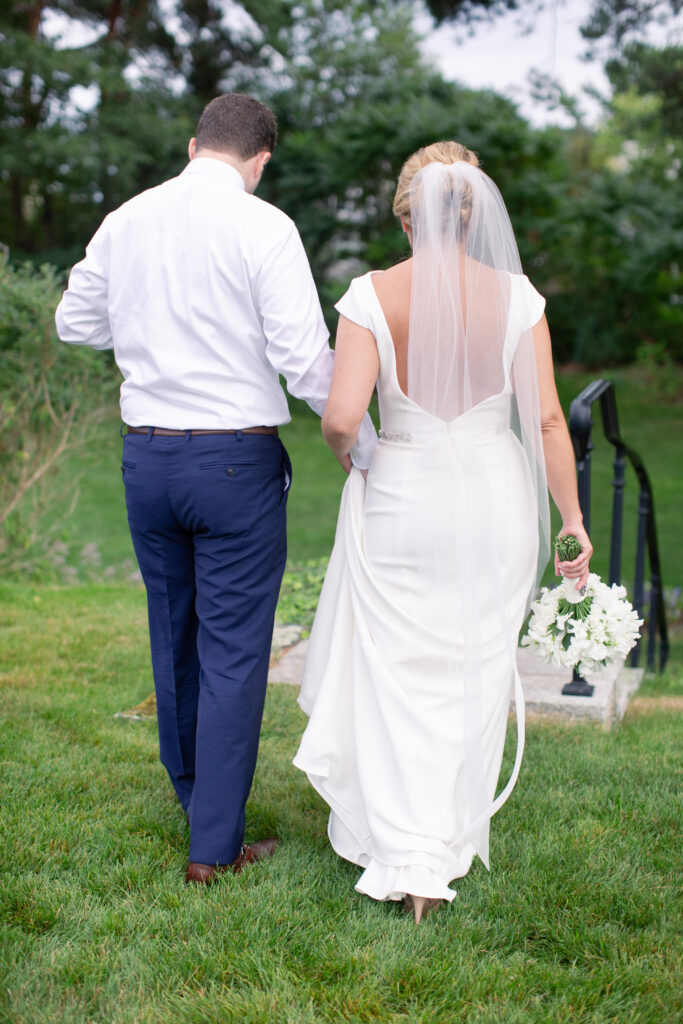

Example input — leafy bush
[277,559,329,631]
[0,260,119,574]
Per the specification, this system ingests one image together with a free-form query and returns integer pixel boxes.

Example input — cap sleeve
[523,275,546,329]
[334,276,372,331]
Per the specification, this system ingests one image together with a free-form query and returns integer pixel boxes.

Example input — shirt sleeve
[55,220,114,350]
[349,413,378,470]
[523,275,546,329]
[334,277,373,330]
[256,225,377,469]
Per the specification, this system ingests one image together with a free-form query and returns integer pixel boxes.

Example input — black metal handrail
[569,379,669,674]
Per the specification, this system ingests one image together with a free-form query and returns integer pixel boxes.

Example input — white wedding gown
[294,270,546,902]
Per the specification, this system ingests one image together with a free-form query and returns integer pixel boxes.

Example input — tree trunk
[27,1,45,37]
[9,174,30,252]
[107,0,124,39]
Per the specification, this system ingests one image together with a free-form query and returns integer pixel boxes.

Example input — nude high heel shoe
[404,894,444,925]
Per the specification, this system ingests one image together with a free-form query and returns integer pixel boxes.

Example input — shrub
[0,260,119,575]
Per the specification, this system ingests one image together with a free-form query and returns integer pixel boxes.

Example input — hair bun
[393,142,479,229]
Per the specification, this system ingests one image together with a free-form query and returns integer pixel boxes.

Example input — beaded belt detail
[379,429,412,443]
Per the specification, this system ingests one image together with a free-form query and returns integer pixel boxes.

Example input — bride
[293,141,592,924]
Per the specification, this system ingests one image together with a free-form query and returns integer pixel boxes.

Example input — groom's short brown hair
[195,93,277,160]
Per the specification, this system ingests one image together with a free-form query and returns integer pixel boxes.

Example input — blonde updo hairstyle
[393,140,479,236]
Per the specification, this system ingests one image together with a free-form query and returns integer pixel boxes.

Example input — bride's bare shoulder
[370,259,412,299]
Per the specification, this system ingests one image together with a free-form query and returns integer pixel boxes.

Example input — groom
[55,93,376,883]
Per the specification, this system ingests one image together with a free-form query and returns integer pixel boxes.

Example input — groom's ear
[255,151,271,176]
[245,150,271,192]
[188,138,197,161]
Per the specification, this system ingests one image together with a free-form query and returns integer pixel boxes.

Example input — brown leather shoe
[185,861,225,884]
[231,837,278,873]
[185,837,278,885]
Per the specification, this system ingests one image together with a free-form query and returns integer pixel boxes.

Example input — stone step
[515,646,643,727]
[268,638,644,729]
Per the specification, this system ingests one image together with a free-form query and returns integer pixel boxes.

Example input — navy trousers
[122,430,291,864]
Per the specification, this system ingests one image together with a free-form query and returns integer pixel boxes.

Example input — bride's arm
[533,314,593,588]
[322,315,380,471]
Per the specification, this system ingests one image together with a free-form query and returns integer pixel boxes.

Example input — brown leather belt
[125,425,279,437]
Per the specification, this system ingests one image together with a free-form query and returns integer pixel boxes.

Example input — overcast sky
[417,0,611,126]
[417,0,682,127]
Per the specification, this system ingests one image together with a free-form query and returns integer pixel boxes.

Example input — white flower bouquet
[521,535,643,676]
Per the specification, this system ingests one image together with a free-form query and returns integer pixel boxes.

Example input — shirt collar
[182,157,246,191]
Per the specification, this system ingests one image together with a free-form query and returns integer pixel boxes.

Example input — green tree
[423,0,520,23]
[421,0,682,47]
[581,0,683,50]
[536,44,683,365]
[255,0,565,316]
[0,1,194,265]
[604,41,683,135]
[3,0,678,367]
[0,1,299,265]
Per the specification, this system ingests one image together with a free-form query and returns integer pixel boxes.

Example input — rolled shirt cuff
[350,412,378,470]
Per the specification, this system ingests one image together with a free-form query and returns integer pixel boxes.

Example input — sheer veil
[408,159,549,590]
[406,161,550,858]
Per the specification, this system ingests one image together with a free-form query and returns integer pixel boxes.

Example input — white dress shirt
[55,157,377,467]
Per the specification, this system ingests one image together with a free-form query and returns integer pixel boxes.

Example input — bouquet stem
[555,532,593,619]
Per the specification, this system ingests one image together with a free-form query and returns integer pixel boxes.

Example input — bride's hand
[555,523,593,590]
[338,453,353,475]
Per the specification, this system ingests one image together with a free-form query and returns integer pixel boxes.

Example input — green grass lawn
[1,365,681,1021]
[1,583,682,1024]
